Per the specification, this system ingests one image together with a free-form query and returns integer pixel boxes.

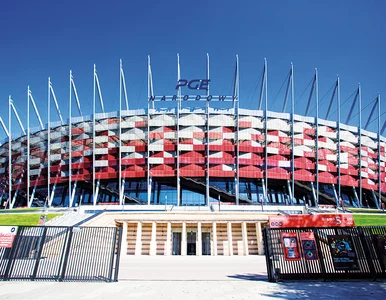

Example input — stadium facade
[0,56,385,211]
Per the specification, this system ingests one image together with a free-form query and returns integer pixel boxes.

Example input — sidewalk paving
[0,256,385,300]
[118,255,268,281]
[1,279,385,300]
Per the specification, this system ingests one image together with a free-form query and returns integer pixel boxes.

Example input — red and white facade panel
[0,107,385,207]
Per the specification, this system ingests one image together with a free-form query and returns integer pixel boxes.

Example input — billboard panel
[269,214,355,228]
[327,235,359,271]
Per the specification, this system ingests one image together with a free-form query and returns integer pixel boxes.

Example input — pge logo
[176,79,210,90]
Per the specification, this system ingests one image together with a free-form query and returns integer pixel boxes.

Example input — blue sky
[0,0,385,137]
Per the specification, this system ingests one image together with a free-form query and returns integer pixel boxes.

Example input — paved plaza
[0,256,385,299]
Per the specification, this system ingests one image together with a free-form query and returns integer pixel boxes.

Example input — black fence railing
[0,226,122,282]
[263,226,386,282]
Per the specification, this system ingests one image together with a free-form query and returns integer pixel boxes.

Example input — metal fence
[263,226,386,282]
[0,226,122,282]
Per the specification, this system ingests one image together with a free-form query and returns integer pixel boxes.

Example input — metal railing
[263,226,386,282]
[0,226,122,282]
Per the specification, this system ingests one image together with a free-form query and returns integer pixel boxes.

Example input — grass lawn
[353,214,386,226]
[0,213,62,226]
[349,208,385,214]
[3,208,41,213]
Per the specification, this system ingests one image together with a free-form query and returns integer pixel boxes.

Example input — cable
[247,68,264,109]
[308,82,336,115]
[271,71,290,110]
[348,97,378,121]
[296,76,314,103]
[364,109,386,127]
[329,89,357,117]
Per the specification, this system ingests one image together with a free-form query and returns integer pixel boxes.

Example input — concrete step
[46,211,94,226]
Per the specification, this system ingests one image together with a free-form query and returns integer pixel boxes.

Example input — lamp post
[165,194,168,211]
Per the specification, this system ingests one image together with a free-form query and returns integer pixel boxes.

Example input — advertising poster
[327,235,359,271]
[281,232,301,261]
[0,226,18,248]
[373,234,386,271]
[300,232,318,260]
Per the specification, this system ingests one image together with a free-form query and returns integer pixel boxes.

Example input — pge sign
[176,79,210,90]
[0,226,18,248]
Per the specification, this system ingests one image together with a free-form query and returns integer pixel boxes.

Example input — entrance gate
[263,226,386,282]
[0,226,122,282]
[171,232,212,255]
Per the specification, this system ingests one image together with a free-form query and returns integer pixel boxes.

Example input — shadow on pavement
[227,273,268,281]
[259,281,386,299]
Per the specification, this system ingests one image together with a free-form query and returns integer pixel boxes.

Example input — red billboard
[269,214,355,228]
[282,232,301,261]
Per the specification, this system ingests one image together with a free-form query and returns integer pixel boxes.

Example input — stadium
[0,56,385,256]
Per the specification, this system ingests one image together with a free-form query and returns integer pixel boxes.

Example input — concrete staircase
[45,210,94,226]
[141,223,152,255]
[246,223,259,255]
[156,223,167,255]
[216,223,228,255]
[231,223,242,255]
[126,223,137,255]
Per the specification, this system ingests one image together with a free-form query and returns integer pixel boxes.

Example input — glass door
[187,232,197,255]
[172,232,181,255]
[202,232,211,255]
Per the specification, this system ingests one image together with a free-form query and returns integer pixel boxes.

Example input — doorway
[172,232,181,255]
[202,232,211,255]
[187,232,196,255]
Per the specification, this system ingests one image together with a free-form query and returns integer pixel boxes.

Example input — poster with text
[300,232,318,260]
[282,232,301,261]
[327,235,359,271]
[0,226,18,248]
